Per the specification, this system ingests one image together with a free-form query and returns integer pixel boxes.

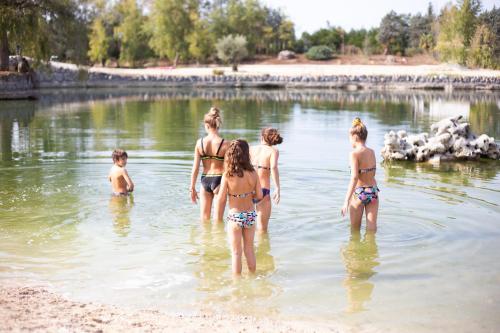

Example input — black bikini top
[201,138,224,161]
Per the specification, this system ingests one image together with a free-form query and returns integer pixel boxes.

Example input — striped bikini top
[200,138,224,161]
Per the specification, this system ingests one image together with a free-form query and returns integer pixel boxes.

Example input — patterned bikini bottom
[226,210,257,229]
[354,186,380,205]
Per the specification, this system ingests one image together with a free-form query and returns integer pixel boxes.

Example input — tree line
[0,0,498,70]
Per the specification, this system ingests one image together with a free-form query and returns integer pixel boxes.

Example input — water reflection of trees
[383,160,500,186]
[1,88,498,163]
[342,230,379,313]
[35,88,500,106]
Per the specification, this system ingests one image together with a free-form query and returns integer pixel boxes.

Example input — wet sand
[0,283,341,333]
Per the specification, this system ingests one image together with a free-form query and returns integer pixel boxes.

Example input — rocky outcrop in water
[381,116,500,162]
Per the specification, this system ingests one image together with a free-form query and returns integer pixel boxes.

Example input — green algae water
[1,88,499,332]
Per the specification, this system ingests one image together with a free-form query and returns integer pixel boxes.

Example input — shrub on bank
[305,45,334,60]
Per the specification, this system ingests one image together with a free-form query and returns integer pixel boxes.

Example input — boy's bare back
[109,150,134,196]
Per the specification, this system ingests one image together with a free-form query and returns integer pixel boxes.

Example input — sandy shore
[0,283,341,333]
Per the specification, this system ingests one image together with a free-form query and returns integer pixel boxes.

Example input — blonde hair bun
[204,107,222,129]
[352,117,363,127]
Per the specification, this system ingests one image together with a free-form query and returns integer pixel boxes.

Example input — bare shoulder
[367,147,376,158]
[351,149,362,158]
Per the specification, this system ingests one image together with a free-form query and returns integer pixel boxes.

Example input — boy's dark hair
[112,149,128,162]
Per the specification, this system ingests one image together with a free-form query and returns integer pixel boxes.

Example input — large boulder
[277,50,296,60]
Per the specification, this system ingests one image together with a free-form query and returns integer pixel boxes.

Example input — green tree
[278,20,295,51]
[409,14,431,49]
[114,0,147,67]
[0,0,76,70]
[478,6,499,66]
[457,0,482,48]
[345,29,367,49]
[363,28,382,55]
[216,34,248,71]
[467,24,494,68]
[309,28,343,52]
[378,10,410,55]
[188,16,214,63]
[148,0,193,66]
[435,4,465,63]
[88,18,109,66]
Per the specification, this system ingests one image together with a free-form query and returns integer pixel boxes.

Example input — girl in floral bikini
[217,139,263,276]
[341,118,379,232]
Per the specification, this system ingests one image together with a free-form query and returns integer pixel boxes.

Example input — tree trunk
[232,63,238,72]
[0,29,9,71]
[173,52,179,68]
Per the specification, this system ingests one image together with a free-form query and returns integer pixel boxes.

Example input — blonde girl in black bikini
[341,118,379,232]
[250,128,283,233]
[190,107,230,222]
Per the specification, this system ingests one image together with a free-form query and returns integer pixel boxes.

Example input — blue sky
[263,0,499,34]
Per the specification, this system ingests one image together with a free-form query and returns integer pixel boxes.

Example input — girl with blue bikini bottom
[342,118,379,232]
[217,139,263,276]
[250,128,283,233]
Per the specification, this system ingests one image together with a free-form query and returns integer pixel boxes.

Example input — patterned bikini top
[349,166,377,174]
[359,167,376,174]
[200,138,224,161]
[253,164,271,170]
[228,190,256,198]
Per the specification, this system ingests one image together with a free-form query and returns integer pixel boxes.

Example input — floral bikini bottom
[354,186,380,205]
[226,210,257,229]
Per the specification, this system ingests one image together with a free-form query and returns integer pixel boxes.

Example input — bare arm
[190,141,201,203]
[254,172,263,202]
[123,168,134,192]
[270,149,280,204]
[216,174,228,207]
[341,152,359,217]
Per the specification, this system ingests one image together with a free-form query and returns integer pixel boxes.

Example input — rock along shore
[1,62,500,99]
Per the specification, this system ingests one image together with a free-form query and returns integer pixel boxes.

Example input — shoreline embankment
[1,62,500,100]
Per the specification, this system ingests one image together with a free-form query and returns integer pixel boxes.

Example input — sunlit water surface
[1,88,499,332]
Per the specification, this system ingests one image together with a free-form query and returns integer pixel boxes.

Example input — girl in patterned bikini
[341,118,380,232]
[250,128,283,233]
[217,139,263,276]
[190,107,230,222]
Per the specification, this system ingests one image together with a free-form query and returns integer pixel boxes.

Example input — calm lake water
[1,88,499,332]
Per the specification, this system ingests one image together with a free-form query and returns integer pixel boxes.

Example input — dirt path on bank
[52,62,500,78]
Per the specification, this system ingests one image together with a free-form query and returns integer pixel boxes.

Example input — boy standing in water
[109,149,134,196]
